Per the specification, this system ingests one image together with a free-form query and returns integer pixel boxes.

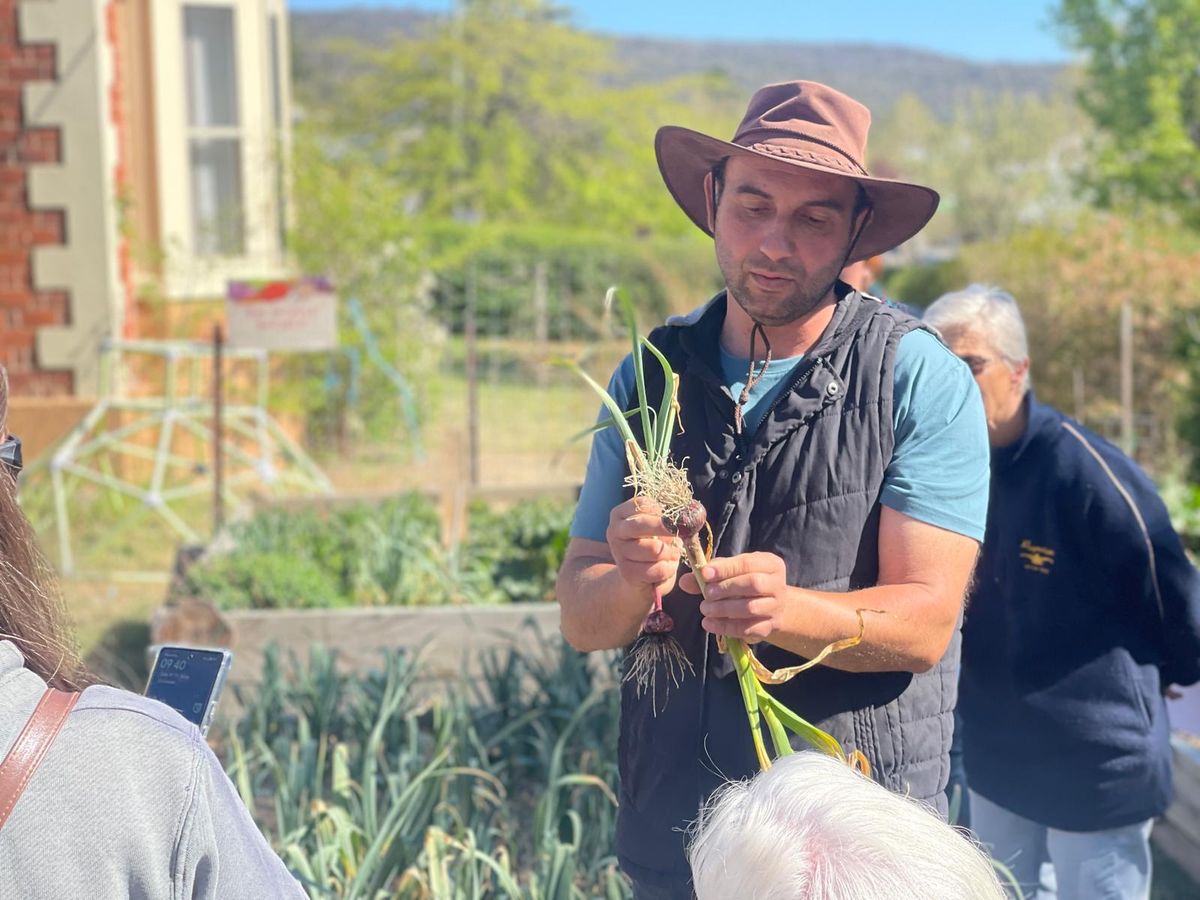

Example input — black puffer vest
[616,288,960,888]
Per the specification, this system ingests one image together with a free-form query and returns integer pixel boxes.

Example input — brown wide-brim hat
[656,80,939,262]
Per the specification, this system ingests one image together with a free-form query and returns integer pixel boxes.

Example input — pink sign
[226,277,338,351]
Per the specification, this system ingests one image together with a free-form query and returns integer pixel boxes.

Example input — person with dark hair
[0,369,304,897]
[557,81,989,897]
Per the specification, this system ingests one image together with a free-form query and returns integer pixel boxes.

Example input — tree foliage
[327,0,728,238]
[871,90,1087,247]
[1056,0,1200,228]
[279,0,745,452]
[882,258,969,308]
[278,125,443,448]
[962,214,1200,465]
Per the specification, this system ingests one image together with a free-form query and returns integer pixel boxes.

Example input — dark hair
[710,157,729,210]
[0,369,92,691]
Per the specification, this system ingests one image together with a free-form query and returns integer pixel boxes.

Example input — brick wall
[0,0,72,396]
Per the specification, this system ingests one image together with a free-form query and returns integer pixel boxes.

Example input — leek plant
[569,288,871,772]
[224,634,627,898]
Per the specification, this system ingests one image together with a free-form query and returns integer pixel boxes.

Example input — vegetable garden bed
[181,492,574,610]
[159,490,588,700]
[222,602,566,692]
[219,634,627,897]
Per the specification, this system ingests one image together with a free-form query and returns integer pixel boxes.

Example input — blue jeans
[970,791,1153,900]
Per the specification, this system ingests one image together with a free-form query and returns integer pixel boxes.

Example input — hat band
[745,140,868,177]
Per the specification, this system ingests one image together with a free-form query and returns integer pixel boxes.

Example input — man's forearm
[768,583,959,674]
[556,556,655,652]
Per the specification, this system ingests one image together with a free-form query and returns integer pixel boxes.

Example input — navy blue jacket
[960,395,1200,830]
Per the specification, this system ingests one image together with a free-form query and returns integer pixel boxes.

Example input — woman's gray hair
[688,752,1006,900]
[924,284,1031,392]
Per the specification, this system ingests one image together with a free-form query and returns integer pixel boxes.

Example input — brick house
[1,0,292,401]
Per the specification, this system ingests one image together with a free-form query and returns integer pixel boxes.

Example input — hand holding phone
[144,646,233,736]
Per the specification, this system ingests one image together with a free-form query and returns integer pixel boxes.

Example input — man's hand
[675,508,977,673]
[679,552,789,642]
[556,499,684,652]
[606,497,683,596]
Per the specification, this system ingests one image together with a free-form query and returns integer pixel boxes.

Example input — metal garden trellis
[329,296,424,458]
[34,337,333,575]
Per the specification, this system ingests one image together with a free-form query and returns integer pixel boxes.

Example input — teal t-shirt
[570,328,989,542]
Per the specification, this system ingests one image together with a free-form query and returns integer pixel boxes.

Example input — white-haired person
[688,751,1006,900]
[925,285,1200,899]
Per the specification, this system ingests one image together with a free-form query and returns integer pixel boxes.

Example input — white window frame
[150,0,292,299]
[184,3,244,256]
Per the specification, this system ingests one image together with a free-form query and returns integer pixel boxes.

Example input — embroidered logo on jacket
[1019,540,1056,574]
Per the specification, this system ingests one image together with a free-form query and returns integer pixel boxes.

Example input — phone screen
[145,646,230,732]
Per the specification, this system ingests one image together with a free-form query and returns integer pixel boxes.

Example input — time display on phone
[145,647,229,728]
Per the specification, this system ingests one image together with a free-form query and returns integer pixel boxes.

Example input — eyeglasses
[1,435,22,477]
[958,355,998,377]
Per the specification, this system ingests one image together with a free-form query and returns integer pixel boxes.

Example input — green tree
[1056,0,1200,228]
[962,214,1200,469]
[280,1,743,457]
[330,0,714,238]
[278,125,442,449]
[872,90,1087,247]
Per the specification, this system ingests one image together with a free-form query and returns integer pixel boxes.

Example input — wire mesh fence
[419,253,667,491]
[272,228,724,501]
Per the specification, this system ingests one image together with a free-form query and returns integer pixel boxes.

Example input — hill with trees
[290,5,1070,119]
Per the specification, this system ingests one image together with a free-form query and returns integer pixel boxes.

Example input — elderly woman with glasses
[925,285,1200,900]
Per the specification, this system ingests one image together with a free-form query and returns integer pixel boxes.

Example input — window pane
[269,13,283,129]
[270,14,287,253]
[184,6,239,128]
[190,138,244,255]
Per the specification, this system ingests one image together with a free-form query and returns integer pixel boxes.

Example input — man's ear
[1012,358,1030,388]
[703,171,716,231]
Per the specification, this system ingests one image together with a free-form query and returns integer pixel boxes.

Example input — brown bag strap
[0,688,79,831]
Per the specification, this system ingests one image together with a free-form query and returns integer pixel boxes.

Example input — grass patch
[65,578,166,657]
[321,365,616,495]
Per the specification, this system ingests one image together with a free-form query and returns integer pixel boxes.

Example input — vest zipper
[736,355,824,456]
[710,355,825,547]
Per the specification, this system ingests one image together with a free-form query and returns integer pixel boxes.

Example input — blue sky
[287,1,1071,64]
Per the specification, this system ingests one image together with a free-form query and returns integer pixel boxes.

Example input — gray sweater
[0,642,304,898]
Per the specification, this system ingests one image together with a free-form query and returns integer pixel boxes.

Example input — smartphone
[144,645,233,736]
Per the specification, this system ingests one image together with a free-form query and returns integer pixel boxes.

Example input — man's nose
[758,223,793,262]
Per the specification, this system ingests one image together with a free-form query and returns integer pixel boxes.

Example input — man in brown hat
[556,81,989,897]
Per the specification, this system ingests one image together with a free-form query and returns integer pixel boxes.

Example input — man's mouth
[748,270,793,290]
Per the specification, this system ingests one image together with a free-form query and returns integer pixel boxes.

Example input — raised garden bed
[221,601,565,690]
